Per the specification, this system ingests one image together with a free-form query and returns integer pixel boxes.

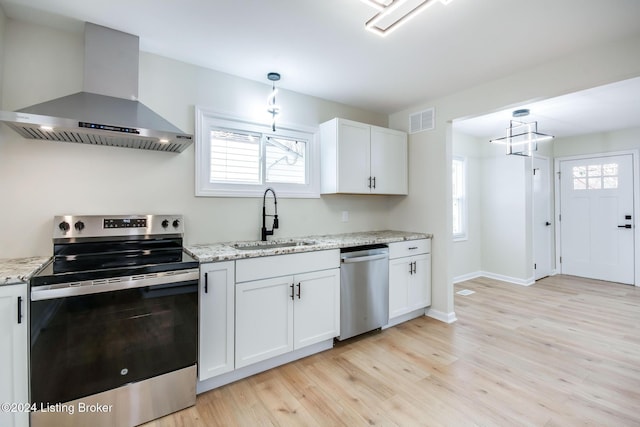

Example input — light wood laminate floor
[144,275,640,426]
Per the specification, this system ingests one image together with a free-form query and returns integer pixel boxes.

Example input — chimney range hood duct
[0,23,193,153]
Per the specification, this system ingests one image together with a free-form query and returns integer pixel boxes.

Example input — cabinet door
[371,126,408,195]
[337,120,371,193]
[199,261,235,381]
[389,258,411,319]
[409,254,431,310]
[0,284,28,427]
[293,269,340,349]
[235,276,294,368]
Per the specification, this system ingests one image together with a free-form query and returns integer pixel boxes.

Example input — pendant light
[267,72,281,132]
[489,109,554,156]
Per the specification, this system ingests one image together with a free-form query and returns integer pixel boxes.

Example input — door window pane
[572,163,618,190]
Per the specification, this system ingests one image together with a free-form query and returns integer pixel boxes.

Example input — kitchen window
[196,108,319,197]
[452,156,467,241]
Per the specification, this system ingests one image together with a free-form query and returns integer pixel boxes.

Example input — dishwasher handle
[341,253,388,263]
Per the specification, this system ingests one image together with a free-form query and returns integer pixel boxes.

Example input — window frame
[195,107,320,198]
[452,156,468,241]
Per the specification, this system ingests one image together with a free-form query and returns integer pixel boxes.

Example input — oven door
[30,269,198,406]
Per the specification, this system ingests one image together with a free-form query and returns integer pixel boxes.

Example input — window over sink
[195,107,319,198]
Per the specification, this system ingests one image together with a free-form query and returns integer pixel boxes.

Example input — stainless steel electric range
[29,215,199,427]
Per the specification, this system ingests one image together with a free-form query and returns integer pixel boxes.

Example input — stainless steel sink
[232,240,316,251]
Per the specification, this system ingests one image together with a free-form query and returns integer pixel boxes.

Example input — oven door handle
[30,269,199,301]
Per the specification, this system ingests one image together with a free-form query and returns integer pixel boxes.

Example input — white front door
[559,154,635,284]
[533,157,552,280]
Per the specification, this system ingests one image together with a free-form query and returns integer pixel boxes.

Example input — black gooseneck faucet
[261,187,279,241]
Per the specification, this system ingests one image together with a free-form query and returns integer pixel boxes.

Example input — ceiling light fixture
[359,0,391,10]
[489,110,554,157]
[267,72,281,132]
[363,0,453,37]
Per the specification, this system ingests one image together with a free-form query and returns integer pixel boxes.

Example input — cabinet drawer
[236,249,340,283]
[388,239,430,259]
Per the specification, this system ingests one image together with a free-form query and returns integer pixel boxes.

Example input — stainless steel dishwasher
[338,244,389,341]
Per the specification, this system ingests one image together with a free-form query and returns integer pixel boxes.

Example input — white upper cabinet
[320,118,408,195]
[370,126,408,194]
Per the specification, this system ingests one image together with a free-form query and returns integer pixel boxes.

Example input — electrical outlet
[341,211,349,222]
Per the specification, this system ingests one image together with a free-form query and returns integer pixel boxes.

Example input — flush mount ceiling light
[489,109,554,157]
[361,0,453,37]
[267,72,281,132]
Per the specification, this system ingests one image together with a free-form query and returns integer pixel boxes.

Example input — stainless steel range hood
[0,23,193,153]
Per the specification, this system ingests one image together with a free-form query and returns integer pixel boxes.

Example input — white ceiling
[1,0,640,136]
[454,76,640,139]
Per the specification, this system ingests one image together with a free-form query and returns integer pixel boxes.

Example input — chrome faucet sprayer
[261,187,279,241]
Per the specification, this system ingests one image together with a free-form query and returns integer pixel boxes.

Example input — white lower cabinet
[198,261,235,381]
[235,268,339,369]
[388,240,432,319]
[293,269,341,349]
[235,250,340,369]
[235,275,294,369]
[0,283,28,427]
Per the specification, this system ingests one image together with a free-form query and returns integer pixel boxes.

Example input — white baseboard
[426,308,457,323]
[384,308,426,328]
[454,270,535,286]
[196,339,334,394]
[453,271,483,284]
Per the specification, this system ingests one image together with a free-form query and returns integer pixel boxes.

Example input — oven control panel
[53,215,185,239]
[104,218,148,229]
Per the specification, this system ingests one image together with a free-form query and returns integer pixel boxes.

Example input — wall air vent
[409,108,435,134]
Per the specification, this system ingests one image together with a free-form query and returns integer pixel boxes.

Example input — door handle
[368,176,372,189]
[545,222,552,226]
[17,296,23,324]
[290,283,295,300]
[204,272,208,293]
[618,224,632,229]
[373,177,376,189]
[297,282,301,299]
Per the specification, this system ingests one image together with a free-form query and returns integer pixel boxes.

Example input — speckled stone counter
[185,230,431,263]
[0,256,51,286]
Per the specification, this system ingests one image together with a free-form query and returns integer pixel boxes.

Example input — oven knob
[172,219,180,228]
[58,221,70,232]
[161,219,169,228]
[74,221,85,231]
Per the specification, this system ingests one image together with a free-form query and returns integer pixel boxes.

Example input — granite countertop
[185,230,431,263]
[0,256,51,286]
